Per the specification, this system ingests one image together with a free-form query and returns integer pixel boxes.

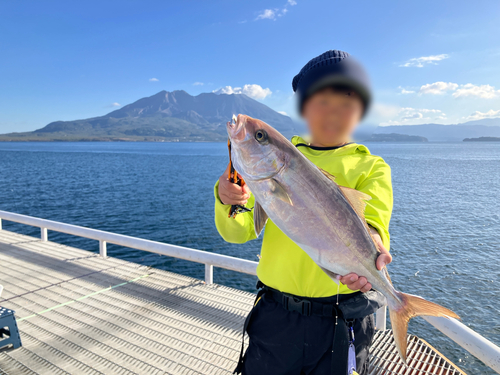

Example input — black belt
[261,285,343,318]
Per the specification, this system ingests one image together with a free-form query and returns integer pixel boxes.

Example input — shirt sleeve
[355,158,393,250]
[214,180,257,244]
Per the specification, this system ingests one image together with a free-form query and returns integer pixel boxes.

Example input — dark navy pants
[240,291,375,375]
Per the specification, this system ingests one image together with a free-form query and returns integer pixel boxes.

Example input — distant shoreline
[364,133,428,142]
[0,138,225,143]
[0,139,482,144]
[463,137,500,142]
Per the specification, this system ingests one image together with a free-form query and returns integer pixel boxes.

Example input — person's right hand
[218,165,251,206]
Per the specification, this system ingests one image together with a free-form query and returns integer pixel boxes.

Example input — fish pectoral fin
[319,266,341,283]
[270,178,293,206]
[339,186,372,220]
[319,167,336,182]
[253,202,269,237]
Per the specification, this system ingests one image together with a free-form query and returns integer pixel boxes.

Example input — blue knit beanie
[292,50,371,116]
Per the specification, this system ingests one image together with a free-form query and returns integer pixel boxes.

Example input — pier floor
[0,230,464,374]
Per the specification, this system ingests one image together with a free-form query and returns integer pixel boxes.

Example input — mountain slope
[1,90,299,142]
[458,118,500,127]
[374,124,500,142]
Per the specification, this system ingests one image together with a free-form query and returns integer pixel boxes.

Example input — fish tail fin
[389,292,460,364]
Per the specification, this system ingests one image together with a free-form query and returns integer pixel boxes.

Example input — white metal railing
[0,210,499,373]
[424,316,500,372]
[0,210,257,283]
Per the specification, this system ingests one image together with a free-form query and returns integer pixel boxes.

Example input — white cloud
[371,103,400,119]
[420,108,443,113]
[213,84,272,99]
[193,82,204,86]
[398,86,415,94]
[401,112,423,120]
[278,111,289,116]
[399,54,449,68]
[466,109,500,120]
[453,84,499,99]
[418,81,500,98]
[400,107,443,115]
[256,9,276,20]
[105,102,121,108]
[379,107,445,126]
[364,102,399,126]
[255,1,296,21]
[149,78,159,82]
[419,81,458,95]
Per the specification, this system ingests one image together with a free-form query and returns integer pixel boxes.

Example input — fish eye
[255,129,268,143]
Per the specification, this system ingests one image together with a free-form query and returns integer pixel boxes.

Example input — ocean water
[0,141,499,375]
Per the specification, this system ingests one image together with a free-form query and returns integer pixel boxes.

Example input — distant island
[463,137,500,142]
[364,133,428,142]
[0,90,302,142]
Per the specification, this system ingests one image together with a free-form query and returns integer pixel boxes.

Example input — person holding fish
[214,50,457,375]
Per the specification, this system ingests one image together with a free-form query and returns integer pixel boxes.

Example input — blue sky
[1,0,499,133]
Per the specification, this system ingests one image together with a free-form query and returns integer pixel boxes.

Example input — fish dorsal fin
[318,166,371,220]
[339,186,372,220]
[319,167,336,182]
[253,201,268,237]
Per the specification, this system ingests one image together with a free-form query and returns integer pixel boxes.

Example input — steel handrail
[0,210,257,284]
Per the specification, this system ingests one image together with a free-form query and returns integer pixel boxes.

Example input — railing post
[0,218,2,230]
[41,227,48,242]
[205,264,213,285]
[99,240,107,258]
[376,306,387,330]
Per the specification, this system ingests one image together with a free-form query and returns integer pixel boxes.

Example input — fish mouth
[226,114,246,141]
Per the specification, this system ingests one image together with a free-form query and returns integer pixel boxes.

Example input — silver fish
[226,114,459,363]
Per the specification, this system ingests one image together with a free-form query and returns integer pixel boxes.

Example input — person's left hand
[337,226,392,293]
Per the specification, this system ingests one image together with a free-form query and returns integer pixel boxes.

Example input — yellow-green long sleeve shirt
[214,136,393,298]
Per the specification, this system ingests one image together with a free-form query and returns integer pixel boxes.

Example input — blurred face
[302,86,363,147]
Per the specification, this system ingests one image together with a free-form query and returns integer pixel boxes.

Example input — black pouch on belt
[330,289,387,375]
[337,289,387,320]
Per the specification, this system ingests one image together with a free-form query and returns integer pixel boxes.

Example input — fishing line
[2,252,164,317]
[1,253,158,303]
[335,282,339,326]
[17,273,151,322]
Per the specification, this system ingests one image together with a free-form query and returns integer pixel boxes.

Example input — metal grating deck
[370,330,465,375]
[0,230,465,375]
